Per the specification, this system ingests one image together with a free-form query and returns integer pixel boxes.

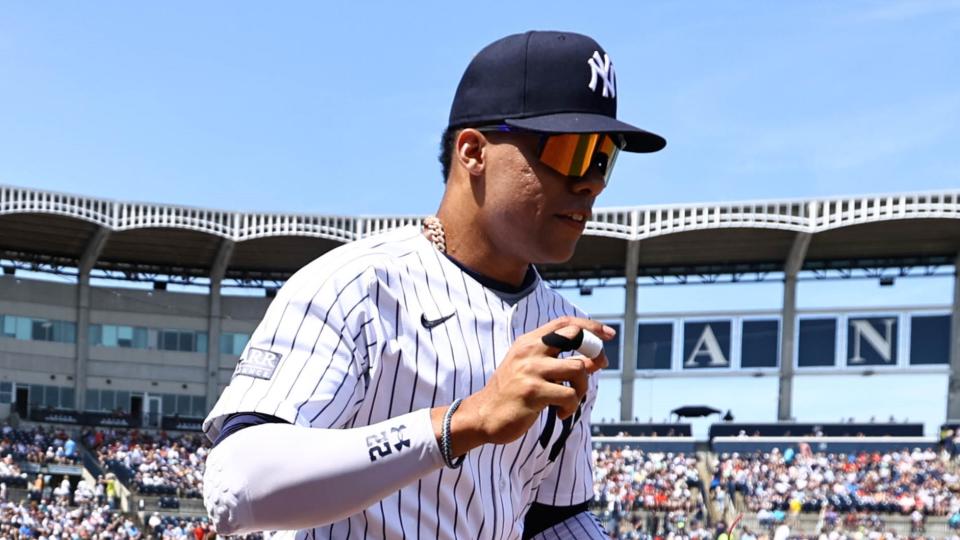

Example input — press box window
[0,315,75,343]
[158,330,208,353]
[26,385,74,409]
[90,324,149,349]
[220,333,251,356]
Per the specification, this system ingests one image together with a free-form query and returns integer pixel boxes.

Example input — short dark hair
[438,127,458,183]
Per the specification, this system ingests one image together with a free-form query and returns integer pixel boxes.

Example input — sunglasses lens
[539,133,621,184]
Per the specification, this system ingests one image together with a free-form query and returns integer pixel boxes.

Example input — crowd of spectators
[143,513,265,540]
[715,447,960,517]
[0,499,141,538]
[83,428,208,499]
[593,446,705,513]
[8,420,960,539]
[592,446,709,538]
[0,424,79,466]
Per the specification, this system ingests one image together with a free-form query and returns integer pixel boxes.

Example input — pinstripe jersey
[205,226,601,539]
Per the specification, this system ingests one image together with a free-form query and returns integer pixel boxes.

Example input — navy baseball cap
[448,31,666,153]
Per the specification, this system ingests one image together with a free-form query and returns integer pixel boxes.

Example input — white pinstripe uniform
[204,226,607,539]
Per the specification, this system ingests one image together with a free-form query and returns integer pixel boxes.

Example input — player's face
[480,132,607,264]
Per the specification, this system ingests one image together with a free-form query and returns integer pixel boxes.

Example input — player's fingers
[537,382,580,418]
[539,317,616,342]
[583,350,609,373]
[534,357,588,399]
[538,325,609,359]
[565,357,589,400]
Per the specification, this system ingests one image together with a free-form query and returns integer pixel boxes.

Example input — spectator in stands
[104,472,119,509]
[0,454,23,479]
[52,475,71,501]
[64,435,77,460]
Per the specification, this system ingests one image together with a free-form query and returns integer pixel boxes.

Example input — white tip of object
[577,330,603,359]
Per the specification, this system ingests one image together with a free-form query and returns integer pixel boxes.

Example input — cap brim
[505,112,666,153]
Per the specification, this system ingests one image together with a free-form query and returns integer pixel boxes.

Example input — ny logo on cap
[587,51,616,99]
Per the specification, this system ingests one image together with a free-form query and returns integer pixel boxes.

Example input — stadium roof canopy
[2,185,959,285]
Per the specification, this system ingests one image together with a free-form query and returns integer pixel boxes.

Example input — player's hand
[436,317,614,453]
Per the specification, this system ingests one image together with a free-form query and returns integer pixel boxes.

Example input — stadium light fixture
[879,276,895,287]
[579,285,593,296]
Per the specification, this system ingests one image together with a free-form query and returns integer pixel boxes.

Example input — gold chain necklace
[422,215,446,254]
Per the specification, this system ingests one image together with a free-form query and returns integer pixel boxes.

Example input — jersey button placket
[507,302,524,344]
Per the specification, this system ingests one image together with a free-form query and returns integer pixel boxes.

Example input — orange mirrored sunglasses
[477,125,624,186]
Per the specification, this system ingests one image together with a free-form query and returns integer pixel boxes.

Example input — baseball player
[202,30,665,539]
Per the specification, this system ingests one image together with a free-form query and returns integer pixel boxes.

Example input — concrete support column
[76,227,111,411]
[778,232,811,421]
[620,239,640,421]
[207,239,235,412]
[947,253,960,421]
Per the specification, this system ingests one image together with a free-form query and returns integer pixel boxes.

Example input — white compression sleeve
[203,408,443,535]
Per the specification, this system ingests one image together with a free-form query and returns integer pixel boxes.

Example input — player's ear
[454,129,487,177]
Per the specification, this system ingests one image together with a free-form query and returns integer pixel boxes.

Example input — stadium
[2,184,960,538]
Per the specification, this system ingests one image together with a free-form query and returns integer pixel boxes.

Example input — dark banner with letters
[741,319,779,368]
[161,416,205,432]
[847,316,898,366]
[683,320,731,369]
[798,318,837,367]
[911,315,950,365]
[86,412,138,428]
[637,323,673,370]
[29,409,83,424]
[29,409,139,428]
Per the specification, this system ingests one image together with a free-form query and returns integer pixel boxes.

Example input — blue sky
[2,1,958,433]
[2,1,958,214]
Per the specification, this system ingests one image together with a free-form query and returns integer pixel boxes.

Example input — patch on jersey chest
[234,348,282,380]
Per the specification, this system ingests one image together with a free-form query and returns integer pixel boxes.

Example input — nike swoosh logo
[421,312,455,329]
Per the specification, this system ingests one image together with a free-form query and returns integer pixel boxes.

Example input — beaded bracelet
[441,398,465,469]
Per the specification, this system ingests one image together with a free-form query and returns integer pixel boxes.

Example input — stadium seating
[0,425,80,466]
[714,447,958,516]
[5,421,960,538]
[0,499,142,538]
[591,446,712,537]
[84,428,207,500]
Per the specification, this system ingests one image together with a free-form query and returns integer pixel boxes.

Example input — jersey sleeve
[204,261,380,442]
[532,369,599,507]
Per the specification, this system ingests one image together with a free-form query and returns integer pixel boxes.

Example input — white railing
[359,215,424,239]
[234,213,354,242]
[114,202,234,236]
[3,185,960,242]
[0,185,113,228]
[813,192,960,231]
[635,199,811,239]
